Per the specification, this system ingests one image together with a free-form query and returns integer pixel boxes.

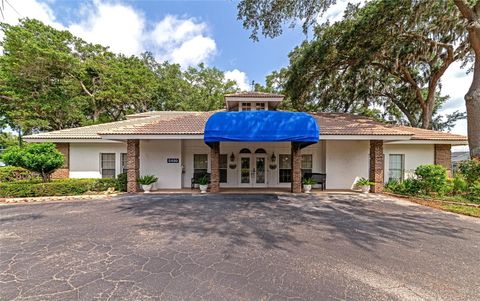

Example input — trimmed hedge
[0,166,38,182]
[0,178,119,198]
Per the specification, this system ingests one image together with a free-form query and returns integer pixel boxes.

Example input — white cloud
[439,61,470,136]
[1,0,217,67]
[149,15,216,66]
[1,0,60,26]
[0,0,63,51]
[224,69,250,91]
[68,2,145,55]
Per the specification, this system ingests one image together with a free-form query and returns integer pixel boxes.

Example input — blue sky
[0,0,472,139]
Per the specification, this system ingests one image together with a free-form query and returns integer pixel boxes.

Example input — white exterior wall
[384,144,434,181]
[325,140,370,189]
[181,140,325,188]
[69,142,127,178]
[140,140,183,189]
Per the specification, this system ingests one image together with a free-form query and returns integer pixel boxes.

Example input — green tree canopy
[1,142,64,182]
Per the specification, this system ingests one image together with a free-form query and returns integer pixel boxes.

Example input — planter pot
[303,184,312,193]
[229,164,237,169]
[199,184,208,194]
[361,185,370,193]
[142,184,153,193]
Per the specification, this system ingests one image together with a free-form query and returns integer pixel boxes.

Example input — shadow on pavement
[115,193,469,252]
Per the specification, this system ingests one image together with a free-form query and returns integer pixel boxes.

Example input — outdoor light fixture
[271,152,276,162]
[230,153,235,162]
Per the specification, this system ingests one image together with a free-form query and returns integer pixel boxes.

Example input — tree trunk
[421,98,435,130]
[465,54,480,160]
[453,0,480,160]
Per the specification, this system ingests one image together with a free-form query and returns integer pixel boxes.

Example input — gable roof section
[24,111,468,142]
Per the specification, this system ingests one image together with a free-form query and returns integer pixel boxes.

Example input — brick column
[369,140,384,193]
[291,142,302,193]
[127,139,140,193]
[52,143,70,179]
[210,142,220,192]
[434,144,452,176]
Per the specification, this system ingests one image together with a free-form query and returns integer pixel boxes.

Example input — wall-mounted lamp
[230,153,235,162]
[271,152,276,162]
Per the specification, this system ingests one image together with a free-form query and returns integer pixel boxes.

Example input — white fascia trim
[23,138,122,143]
[225,97,283,103]
[320,135,412,141]
[99,134,204,140]
[385,140,468,145]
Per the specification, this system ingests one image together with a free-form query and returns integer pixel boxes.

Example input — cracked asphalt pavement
[1,193,479,300]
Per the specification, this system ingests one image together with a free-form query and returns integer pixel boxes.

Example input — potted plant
[138,175,158,193]
[302,177,316,193]
[197,175,209,193]
[355,177,374,193]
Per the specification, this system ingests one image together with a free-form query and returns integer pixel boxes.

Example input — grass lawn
[442,204,480,218]
[400,197,480,218]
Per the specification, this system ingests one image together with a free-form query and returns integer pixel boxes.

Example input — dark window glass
[194,154,208,174]
[279,154,291,183]
[121,153,128,174]
[389,154,405,182]
[220,154,227,183]
[101,153,116,178]
[301,154,313,177]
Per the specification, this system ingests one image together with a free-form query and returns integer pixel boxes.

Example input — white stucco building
[24,92,468,193]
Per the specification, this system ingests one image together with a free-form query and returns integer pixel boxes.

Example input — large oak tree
[238,0,480,159]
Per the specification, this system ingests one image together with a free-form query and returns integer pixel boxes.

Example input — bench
[303,173,326,191]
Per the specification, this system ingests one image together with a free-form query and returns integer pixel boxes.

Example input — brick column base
[210,142,220,192]
[434,144,452,176]
[127,140,140,193]
[369,140,384,193]
[291,142,302,193]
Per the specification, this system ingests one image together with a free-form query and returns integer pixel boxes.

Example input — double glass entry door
[239,154,267,187]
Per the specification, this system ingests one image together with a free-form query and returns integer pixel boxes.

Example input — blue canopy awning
[204,111,319,147]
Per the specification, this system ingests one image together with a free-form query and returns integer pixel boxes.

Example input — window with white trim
[301,154,313,177]
[121,153,128,174]
[241,102,252,111]
[101,153,116,178]
[194,154,208,174]
[279,154,291,183]
[220,154,228,183]
[389,154,405,182]
[255,102,266,110]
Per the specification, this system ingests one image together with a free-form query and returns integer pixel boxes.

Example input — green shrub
[116,172,127,192]
[385,178,421,195]
[452,174,468,194]
[0,178,119,198]
[0,166,38,182]
[458,160,480,185]
[415,164,448,195]
[466,182,480,203]
[89,178,117,191]
[1,143,64,182]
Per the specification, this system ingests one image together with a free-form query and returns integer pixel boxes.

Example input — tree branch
[454,0,476,22]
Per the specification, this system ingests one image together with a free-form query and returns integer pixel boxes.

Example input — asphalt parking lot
[1,193,479,300]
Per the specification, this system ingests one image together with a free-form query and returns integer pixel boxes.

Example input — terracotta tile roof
[224,91,285,98]
[395,125,467,141]
[100,112,214,135]
[311,113,411,136]
[24,110,467,142]
[23,116,165,140]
